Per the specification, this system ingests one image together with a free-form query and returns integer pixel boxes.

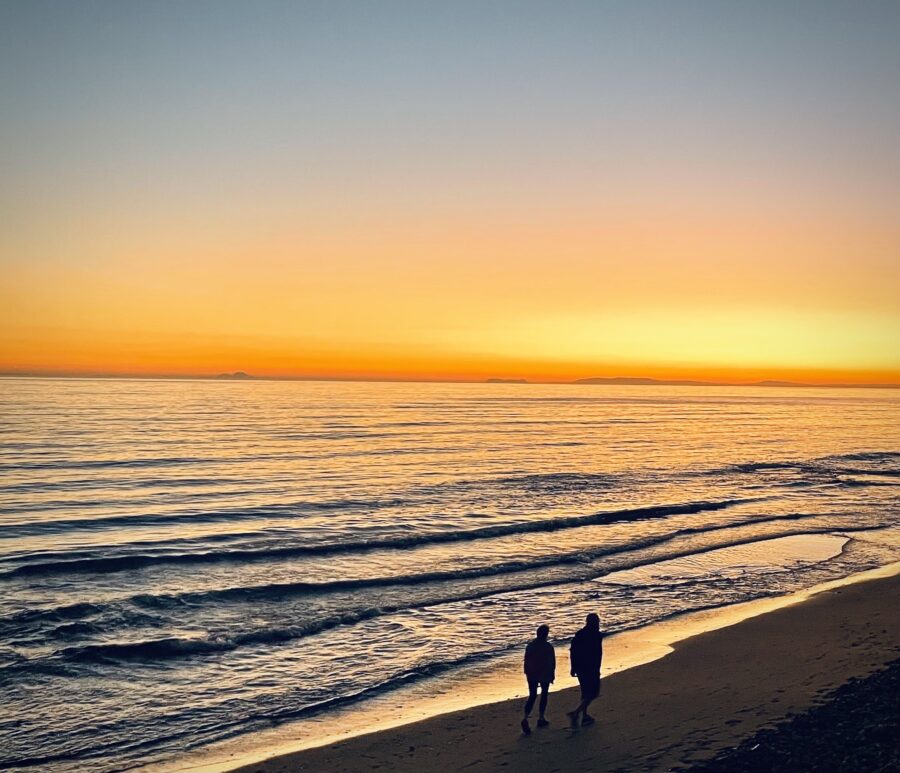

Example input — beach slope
[235,573,899,773]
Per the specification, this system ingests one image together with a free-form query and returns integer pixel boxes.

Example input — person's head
[536,624,550,640]
[585,613,600,631]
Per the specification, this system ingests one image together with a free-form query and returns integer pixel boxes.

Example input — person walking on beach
[567,612,603,728]
[521,623,555,735]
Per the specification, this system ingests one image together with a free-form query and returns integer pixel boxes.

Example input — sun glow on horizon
[1,3,898,384]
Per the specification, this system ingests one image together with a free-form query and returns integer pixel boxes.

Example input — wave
[0,456,218,472]
[59,636,230,662]
[840,478,900,488]
[36,524,866,669]
[0,449,342,474]
[53,609,407,662]
[0,497,763,578]
[5,517,870,668]
[829,466,900,478]
[1,601,105,626]
[0,476,251,495]
[0,496,416,535]
[700,452,900,483]
[0,471,625,535]
[488,471,620,491]
[822,451,900,463]
[0,603,165,644]
[3,512,830,642]
[5,451,894,536]
[150,512,821,603]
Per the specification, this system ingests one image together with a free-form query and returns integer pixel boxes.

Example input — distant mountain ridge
[574,377,721,387]
[573,377,899,389]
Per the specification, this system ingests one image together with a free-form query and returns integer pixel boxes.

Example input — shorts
[577,673,600,701]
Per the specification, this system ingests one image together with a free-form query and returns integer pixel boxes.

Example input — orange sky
[2,186,899,385]
[3,207,898,384]
[2,3,899,385]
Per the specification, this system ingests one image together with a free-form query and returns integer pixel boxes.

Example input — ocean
[1,378,898,772]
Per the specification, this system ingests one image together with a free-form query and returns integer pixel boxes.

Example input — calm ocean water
[1,378,899,771]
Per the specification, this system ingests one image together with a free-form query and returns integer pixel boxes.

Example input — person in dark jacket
[567,612,603,727]
[521,623,555,735]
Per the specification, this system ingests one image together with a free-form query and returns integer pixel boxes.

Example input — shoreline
[163,560,900,773]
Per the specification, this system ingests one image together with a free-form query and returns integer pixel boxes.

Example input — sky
[2,0,899,384]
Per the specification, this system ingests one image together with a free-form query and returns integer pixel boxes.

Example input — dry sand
[231,571,899,773]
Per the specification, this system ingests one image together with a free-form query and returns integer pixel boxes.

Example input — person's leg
[523,679,538,717]
[580,697,595,723]
[537,682,550,725]
[522,679,538,734]
[581,678,600,724]
[568,675,588,727]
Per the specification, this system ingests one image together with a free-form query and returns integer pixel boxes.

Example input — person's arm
[598,633,604,675]
[550,645,556,683]
[569,636,578,677]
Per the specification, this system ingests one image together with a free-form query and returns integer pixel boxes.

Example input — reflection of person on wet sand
[568,612,603,728]
[521,623,555,735]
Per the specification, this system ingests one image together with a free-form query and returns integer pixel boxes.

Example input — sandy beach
[232,569,899,773]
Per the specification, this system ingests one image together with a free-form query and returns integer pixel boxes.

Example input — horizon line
[2,370,899,390]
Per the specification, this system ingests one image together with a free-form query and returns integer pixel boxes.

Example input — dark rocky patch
[684,659,900,773]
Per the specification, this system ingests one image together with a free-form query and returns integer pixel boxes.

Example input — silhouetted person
[521,623,555,735]
[568,612,603,727]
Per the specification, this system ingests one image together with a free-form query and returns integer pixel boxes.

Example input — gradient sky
[2,0,899,383]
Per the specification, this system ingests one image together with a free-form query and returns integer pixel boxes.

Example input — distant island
[485,378,528,384]
[573,377,899,389]
[574,377,722,387]
[214,371,255,380]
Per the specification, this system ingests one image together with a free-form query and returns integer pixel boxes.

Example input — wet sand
[230,570,899,773]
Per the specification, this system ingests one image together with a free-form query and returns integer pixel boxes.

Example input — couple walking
[521,613,603,735]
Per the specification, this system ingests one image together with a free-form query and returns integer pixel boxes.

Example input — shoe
[537,718,550,728]
[521,718,531,735]
[581,714,595,726]
[567,711,579,729]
